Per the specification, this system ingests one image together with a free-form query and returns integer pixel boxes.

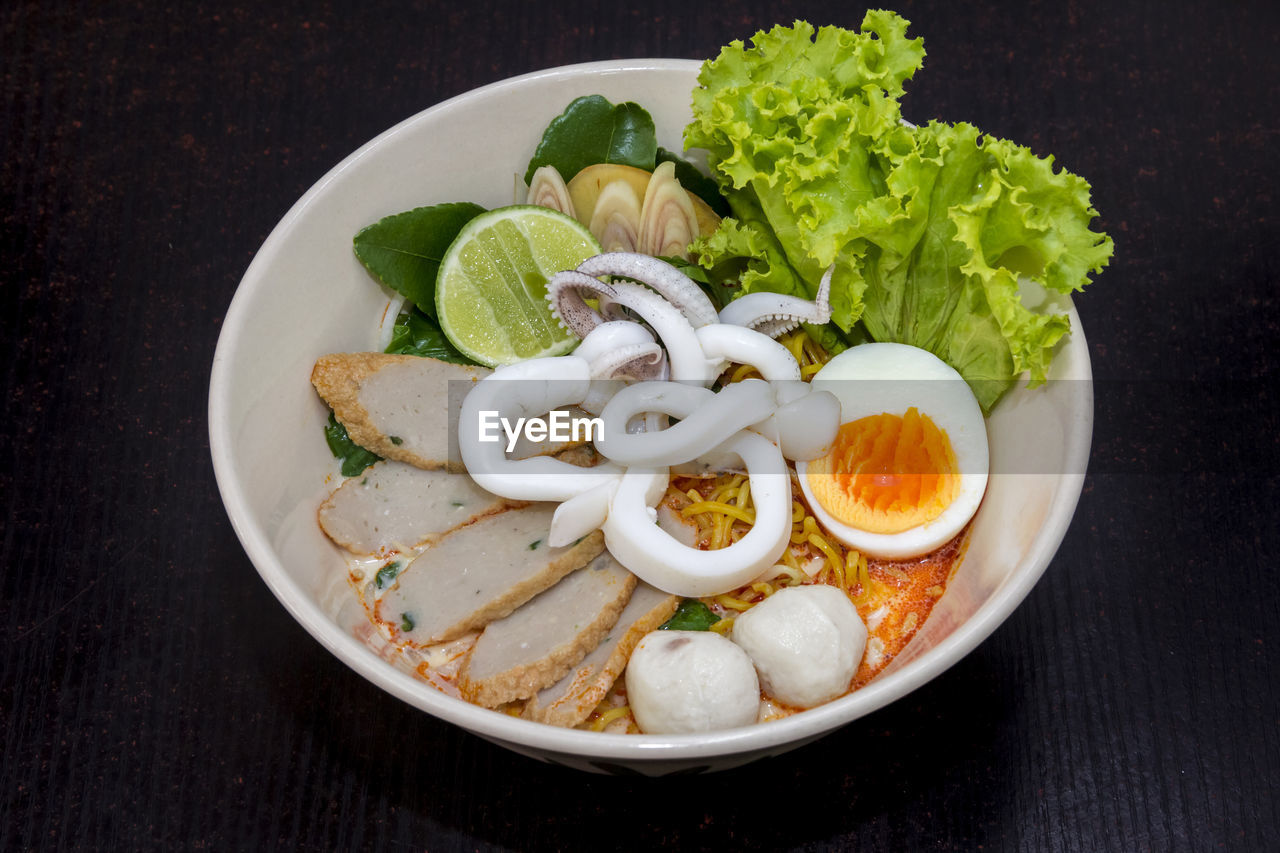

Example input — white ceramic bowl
[209,59,1092,775]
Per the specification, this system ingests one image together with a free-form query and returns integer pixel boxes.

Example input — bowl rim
[209,57,1093,762]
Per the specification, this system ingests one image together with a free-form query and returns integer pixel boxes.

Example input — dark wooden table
[3,1,1277,849]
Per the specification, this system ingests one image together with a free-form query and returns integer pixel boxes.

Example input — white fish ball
[732,585,867,709]
[625,630,760,734]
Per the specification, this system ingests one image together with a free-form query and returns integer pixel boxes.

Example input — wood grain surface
[2,0,1277,849]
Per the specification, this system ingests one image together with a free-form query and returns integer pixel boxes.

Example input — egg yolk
[806,407,960,535]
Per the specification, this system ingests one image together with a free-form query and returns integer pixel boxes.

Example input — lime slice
[435,205,600,366]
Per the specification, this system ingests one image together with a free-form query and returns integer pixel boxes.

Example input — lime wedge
[435,205,600,367]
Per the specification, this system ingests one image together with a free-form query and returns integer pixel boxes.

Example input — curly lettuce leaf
[858,121,1112,406]
[950,133,1114,386]
[687,13,924,360]
[686,14,1112,411]
[686,13,924,187]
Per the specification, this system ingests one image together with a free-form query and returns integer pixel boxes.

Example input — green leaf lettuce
[685,13,1112,411]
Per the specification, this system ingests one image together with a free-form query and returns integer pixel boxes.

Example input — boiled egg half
[795,343,989,558]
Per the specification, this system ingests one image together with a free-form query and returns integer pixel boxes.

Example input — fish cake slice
[312,353,488,472]
[312,353,589,471]
[377,505,603,644]
[522,583,679,727]
[459,552,637,708]
[317,460,519,556]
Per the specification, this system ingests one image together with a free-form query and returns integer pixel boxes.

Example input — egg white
[795,343,989,558]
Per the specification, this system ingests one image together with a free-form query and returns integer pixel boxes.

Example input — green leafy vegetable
[659,599,721,631]
[323,413,380,477]
[400,612,415,632]
[353,202,485,316]
[854,121,1115,408]
[686,13,1112,411]
[384,306,477,364]
[524,95,657,184]
[374,562,401,589]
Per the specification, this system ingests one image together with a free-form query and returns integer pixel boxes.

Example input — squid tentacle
[574,321,668,382]
[718,264,834,338]
[545,269,616,338]
[596,281,714,384]
[577,252,719,328]
[590,342,668,382]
